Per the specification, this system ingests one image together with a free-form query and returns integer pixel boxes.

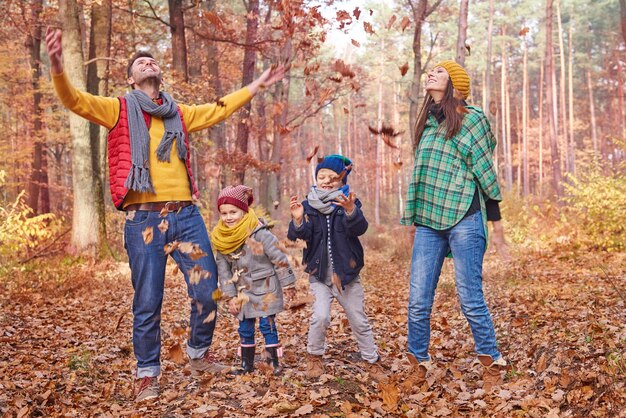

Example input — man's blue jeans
[238,315,279,346]
[407,211,501,362]
[124,205,218,378]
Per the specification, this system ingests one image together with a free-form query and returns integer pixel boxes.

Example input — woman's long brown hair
[413,80,467,147]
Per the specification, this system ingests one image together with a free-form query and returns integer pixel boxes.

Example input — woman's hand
[334,192,357,215]
[289,195,304,224]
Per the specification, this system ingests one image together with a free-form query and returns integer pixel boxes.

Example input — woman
[401,60,507,390]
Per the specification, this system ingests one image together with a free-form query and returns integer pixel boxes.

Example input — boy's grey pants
[307,278,379,363]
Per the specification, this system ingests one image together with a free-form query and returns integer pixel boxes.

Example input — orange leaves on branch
[399,63,409,76]
[363,22,375,35]
[386,15,397,30]
[304,62,319,76]
[400,16,410,32]
[317,88,333,105]
[306,145,319,163]
[142,227,153,244]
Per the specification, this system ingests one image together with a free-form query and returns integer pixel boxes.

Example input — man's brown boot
[478,355,507,392]
[305,354,324,379]
[189,350,232,374]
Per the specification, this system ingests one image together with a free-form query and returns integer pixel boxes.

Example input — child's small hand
[289,195,304,223]
[334,191,357,215]
[228,298,240,315]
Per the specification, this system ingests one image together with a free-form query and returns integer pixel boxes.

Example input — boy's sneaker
[478,355,507,391]
[305,354,324,379]
[189,350,232,374]
[135,376,159,402]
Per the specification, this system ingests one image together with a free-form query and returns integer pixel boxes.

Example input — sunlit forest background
[0,0,624,416]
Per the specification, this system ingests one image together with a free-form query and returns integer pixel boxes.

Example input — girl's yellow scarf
[210,208,260,254]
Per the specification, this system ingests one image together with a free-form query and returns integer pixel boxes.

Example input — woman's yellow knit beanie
[435,60,471,99]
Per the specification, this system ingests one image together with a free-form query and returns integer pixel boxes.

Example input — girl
[211,185,296,375]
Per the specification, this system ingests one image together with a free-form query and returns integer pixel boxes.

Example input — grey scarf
[123,89,187,193]
[307,186,346,215]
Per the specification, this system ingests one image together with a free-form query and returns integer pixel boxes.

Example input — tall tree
[545,0,562,195]
[407,0,443,146]
[233,0,259,185]
[168,0,188,81]
[60,0,101,254]
[86,0,112,256]
[455,0,469,66]
[26,0,49,214]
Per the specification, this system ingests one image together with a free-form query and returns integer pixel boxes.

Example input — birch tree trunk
[61,0,100,255]
[556,0,569,173]
[522,38,529,196]
[587,69,598,156]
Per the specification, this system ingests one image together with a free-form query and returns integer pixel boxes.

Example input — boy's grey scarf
[307,186,346,215]
[123,89,187,193]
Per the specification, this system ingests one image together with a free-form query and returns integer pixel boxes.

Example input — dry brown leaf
[351,39,360,48]
[166,342,186,364]
[159,207,168,217]
[189,265,209,285]
[246,237,264,255]
[386,15,397,30]
[399,62,409,76]
[164,241,179,255]
[142,227,153,244]
[332,273,343,295]
[212,288,224,301]
[203,309,217,324]
[379,381,399,411]
[400,16,410,32]
[519,26,530,36]
[363,22,375,35]
[306,145,320,163]
[172,326,187,338]
[340,400,353,415]
[158,219,169,234]
[353,7,361,20]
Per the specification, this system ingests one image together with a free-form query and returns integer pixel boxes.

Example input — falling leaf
[212,288,224,301]
[279,125,293,135]
[158,220,169,234]
[246,237,264,255]
[328,75,343,83]
[332,59,355,78]
[166,342,186,364]
[343,107,349,114]
[349,258,357,269]
[399,62,409,76]
[465,43,471,56]
[142,227,153,244]
[456,105,470,115]
[289,294,314,310]
[519,26,530,36]
[188,265,209,285]
[179,242,194,254]
[351,39,360,47]
[164,241,179,255]
[353,7,361,20]
[203,309,216,324]
[332,273,343,295]
[172,265,179,276]
[304,62,320,76]
[369,123,403,149]
[336,10,352,24]
[363,22,375,35]
[386,15,397,30]
[400,16,410,32]
[393,160,403,170]
[272,200,280,209]
[355,103,366,108]
[262,292,277,306]
[159,206,169,217]
[369,9,374,16]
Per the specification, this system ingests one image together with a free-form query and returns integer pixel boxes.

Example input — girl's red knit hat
[217,185,254,212]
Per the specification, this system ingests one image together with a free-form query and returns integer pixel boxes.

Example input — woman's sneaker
[135,376,159,402]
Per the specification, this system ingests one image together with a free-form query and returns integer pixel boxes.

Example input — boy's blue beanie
[315,154,353,184]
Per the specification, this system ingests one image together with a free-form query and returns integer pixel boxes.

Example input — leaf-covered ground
[0,238,624,417]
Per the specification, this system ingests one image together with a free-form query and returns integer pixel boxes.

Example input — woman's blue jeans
[238,315,279,346]
[407,211,501,362]
[124,205,219,378]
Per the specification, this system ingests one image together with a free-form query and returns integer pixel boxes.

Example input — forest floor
[0,231,624,417]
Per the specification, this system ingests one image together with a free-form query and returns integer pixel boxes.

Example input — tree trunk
[87,0,112,257]
[455,0,469,66]
[26,0,47,214]
[168,0,188,82]
[500,29,512,190]
[545,0,562,195]
[484,0,494,116]
[522,38,529,196]
[587,69,598,156]
[620,0,626,45]
[232,0,259,185]
[539,57,544,193]
[556,0,569,173]
[61,0,101,255]
[567,14,575,174]
[375,38,384,226]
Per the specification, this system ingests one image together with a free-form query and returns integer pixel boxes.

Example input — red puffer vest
[106,97,199,210]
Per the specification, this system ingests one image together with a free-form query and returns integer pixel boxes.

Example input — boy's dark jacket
[287,199,368,287]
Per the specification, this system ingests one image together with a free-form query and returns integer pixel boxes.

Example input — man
[45,27,286,402]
